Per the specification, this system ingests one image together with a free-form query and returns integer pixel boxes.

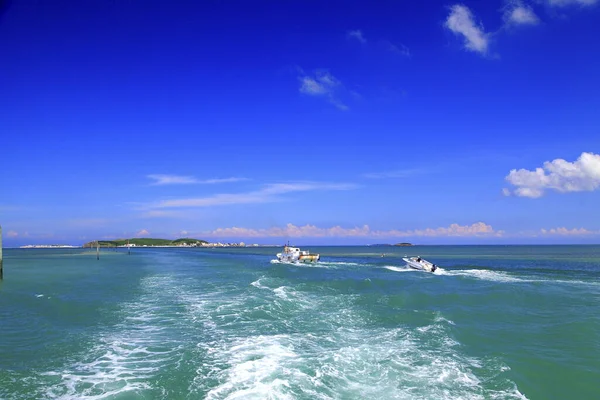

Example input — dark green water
[1,245,599,399]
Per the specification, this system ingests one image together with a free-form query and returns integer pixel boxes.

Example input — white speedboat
[277,244,320,263]
[402,256,438,272]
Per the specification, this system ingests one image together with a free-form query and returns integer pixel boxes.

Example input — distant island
[82,238,256,248]
[367,242,414,247]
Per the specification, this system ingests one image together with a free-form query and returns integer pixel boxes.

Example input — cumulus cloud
[347,29,366,43]
[203,222,501,238]
[146,182,357,209]
[148,175,246,185]
[505,152,600,198]
[540,227,598,235]
[298,70,349,110]
[445,4,489,54]
[136,229,150,236]
[504,1,539,25]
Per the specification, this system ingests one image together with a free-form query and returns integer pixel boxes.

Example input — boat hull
[402,257,436,272]
[276,245,320,263]
[277,254,320,263]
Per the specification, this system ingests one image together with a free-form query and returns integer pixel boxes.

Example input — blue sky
[1,0,599,246]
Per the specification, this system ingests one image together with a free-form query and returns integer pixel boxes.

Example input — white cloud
[505,152,600,197]
[147,182,357,209]
[148,175,246,185]
[203,222,501,238]
[299,77,329,96]
[547,0,597,6]
[148,174,198,185]
[540,227,598,235]
[504,2,540,25]
[6,230,18,238]
[200,177,248,184]
[445,4,489,54]
[136,229,150,236]
[362,169,424,179]
[347,29,366,43]
[298,70,349,110]
[382,222,502,238]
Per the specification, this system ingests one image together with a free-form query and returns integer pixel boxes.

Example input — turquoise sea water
[0,245,599,399]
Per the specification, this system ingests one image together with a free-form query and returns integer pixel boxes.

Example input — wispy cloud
[382,41,411,57]
[361,169,425,179]
[298,70,349,110]
[148,174,247,186]
[540,227,599,235]
[202,222,501,238]
[136,229,150,236]
[145,182,357,209]
[547,0,597,6]
[347,29,366,43]
[504,1,540,25]
[504,152,600,198]
[347,29,410,58]
[140,210,187,218]
[445,4,489,54]
[6,230,19,238]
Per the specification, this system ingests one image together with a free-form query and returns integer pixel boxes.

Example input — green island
[394,242,413,246]
[83,238,209,248]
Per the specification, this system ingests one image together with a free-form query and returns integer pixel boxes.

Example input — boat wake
[384,265,418,273]
[436,268,523,282]
[270,259,339,268]
[435,268,600,287]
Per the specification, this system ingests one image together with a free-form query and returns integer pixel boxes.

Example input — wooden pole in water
[127,239,130,255]
[96,240,99,260]
[0,224,3,280]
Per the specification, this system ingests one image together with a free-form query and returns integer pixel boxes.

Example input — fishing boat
[402,256,438,272]
[276,243,320,263]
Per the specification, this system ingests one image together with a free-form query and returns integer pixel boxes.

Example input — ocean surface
[1,245,599,399]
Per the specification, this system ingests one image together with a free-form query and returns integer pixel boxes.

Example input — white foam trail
[250,278,268,290]
[384,266,417,273]
[318,261,362,266]
[434,268,600,287]
[42,275,190,399]
[204,335,304,400]
[436,268,523,283]
[36,294,44,298]
[271,259,335,269]
[189,283,528,400]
